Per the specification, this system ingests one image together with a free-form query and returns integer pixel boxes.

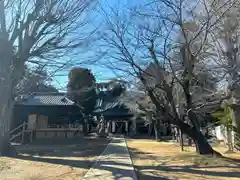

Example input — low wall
[34,125,83,139]
[35,130,83,139]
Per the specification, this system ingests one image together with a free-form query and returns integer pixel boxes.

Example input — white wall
[213,125,228,143]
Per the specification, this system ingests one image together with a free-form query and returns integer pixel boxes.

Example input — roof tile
[16,93,75,106]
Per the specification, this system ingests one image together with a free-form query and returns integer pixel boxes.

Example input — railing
[36,124,84,138]
[10,123,84,143]
[233,131,240,152]
[47,124,83,129]
[10,121,27,143]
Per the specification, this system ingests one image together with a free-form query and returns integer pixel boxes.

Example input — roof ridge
[30,92,65,96]
[62,96,75,104]
[16,92,75,106]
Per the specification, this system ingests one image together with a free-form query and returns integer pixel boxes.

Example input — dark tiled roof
[100,104,133,117]
[16,92,75,106]
[15,91,137,117]
[94,91,120,113]
[93,91,134,116]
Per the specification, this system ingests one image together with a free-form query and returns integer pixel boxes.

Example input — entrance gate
[111,120,128,135]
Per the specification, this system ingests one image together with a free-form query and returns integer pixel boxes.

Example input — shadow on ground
[7,137,138,180]
[5,137,240,180]
[128,146,240,180]
[14,137,110,158]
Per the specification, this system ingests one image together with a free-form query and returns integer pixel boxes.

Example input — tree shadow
[10,138,140,179]
[128,135,173,141]
[5,137,240,180]
[13,137,111,158]
[128,147,240,180]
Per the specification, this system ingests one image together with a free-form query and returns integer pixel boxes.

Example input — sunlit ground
[127,139,240,180]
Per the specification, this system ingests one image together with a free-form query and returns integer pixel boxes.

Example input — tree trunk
[180,129,184,151]
[193,131,214,154]
[181,109,218,155]
[226,126,234,152]
[176,128,180,143]
[131,119,136,136]
[98,120,106,137]
[171,126,176,140]
[0,100,12,156]
[88,122,92,133]
[174,119,221,156]
[232,108,240,152]
[0,38,15,156]
[145,85,219,156]
[188,136,192,146]
[88,116,92,133]
[83,118,88,136]
[153,119,160,140]
[148,123,153,137]
[106,121,111,135]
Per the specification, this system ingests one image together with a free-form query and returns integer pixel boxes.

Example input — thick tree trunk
[173,119,221,156]
[144,83,219,156]
[184,108,217,154]
[193,131,214,154]
[0,38,15,156]
[228,71,240,152]
[0,105,11,156]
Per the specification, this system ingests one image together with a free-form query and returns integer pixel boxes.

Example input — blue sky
[53,0,145,90]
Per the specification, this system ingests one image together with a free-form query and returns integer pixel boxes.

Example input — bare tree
[98,0,236,155]
[15,66,58,95]
[209,0,240,151]
[0,0,96,155]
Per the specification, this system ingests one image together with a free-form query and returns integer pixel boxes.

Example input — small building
[12,90,139,141]
[12,92,83,140]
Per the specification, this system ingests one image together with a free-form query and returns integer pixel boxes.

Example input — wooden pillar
[112,121,116,133]
[106,121,110,134]
[30,130,33,143]
[98,114,106,137]
[132,119,136,135]
[125,121,128,134]
[21,122,26,144]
